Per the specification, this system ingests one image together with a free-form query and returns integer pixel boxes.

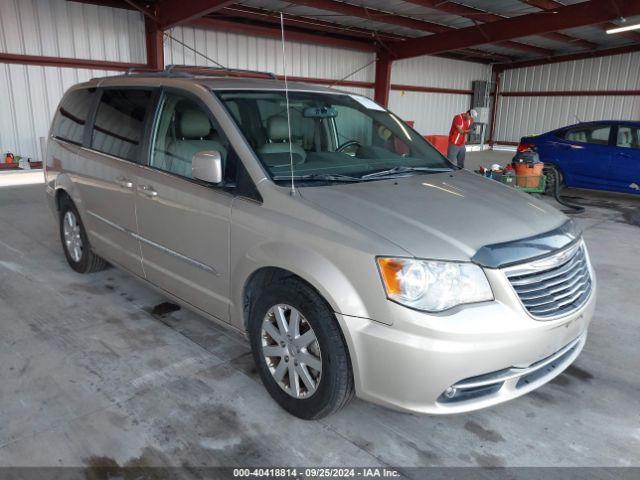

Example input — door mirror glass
[192,151,223,184]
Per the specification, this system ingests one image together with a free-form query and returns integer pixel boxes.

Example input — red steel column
[374,53,393,107]
[145,15,164,70]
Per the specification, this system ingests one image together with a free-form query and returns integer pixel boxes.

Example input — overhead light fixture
[606,23,640,34]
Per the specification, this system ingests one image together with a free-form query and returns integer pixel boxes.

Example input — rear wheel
[248,278,354,419]
[59,197,107,274]
[544,164,564,194]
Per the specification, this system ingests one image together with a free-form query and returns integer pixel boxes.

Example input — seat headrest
[179,110,211,139]
[267,116,291,142]
[618,130,631,144]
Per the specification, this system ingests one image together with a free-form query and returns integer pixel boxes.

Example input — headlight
[376,257,493,312]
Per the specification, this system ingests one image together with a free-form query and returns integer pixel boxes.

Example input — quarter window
[91,89,153,161]
[52,88,95,145]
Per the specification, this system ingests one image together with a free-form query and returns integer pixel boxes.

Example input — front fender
[230,240,375,331]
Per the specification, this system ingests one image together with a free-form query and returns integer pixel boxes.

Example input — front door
[78,88,156,277]
[609,124,640,193]
[134,91,235,321]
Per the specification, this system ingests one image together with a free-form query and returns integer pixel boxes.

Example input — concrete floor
[0,156,639,470]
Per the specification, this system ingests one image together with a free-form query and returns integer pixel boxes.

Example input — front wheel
[248,279,354,419]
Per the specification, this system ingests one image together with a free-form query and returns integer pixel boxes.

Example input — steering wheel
[336,140,361,153]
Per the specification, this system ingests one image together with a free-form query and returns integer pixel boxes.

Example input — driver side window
[150,93,235,181]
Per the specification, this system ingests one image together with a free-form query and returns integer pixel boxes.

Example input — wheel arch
[232,242,372,333]
[55,188,71,211]
[52,173,83,213]
[242,266,332,332]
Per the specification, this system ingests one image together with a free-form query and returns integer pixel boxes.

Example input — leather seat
[258,116,306,167]
[165,110,227,178]
[617,129,632,148]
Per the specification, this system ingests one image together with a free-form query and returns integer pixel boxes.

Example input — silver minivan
[45,69,596,419]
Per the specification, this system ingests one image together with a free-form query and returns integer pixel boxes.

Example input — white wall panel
[164,25,375,91]
[392,55,491,89]
[389,90,474,135]
[0,64,116,160]
[500,52,640,93]
[0,0,145,62]
[494,52,640,143]
[0,0,143,159]
[389,55,491,135]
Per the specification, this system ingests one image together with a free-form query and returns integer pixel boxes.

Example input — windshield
[215,90,453,184]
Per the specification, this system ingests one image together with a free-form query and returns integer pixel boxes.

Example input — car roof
[74,74,352,95]
[556,120,640,131]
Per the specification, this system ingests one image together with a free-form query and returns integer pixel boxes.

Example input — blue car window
[616,126,640,149]
[563,125,611,145]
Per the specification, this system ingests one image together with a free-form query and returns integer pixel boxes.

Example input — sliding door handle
[139,185,158,198]
[115,176,134,189]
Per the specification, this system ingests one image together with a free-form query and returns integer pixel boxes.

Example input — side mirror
[192,150,222,184]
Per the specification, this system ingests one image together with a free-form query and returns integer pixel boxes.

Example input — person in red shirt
[447,109,477,168]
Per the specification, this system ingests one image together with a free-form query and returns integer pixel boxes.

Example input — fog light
[444,386,457,399]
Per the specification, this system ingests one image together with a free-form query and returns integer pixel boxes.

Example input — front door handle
[115,176,134,189]
[617,152,632,158]
[139,185,158,198]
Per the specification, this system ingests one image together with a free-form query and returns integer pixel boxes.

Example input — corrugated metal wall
[4,1,639,158]
[164,25,375,98]
[0,0,145,160]
[0,0,145,61]
[0,9,381,160]
[494,52,640,143]
[390,55,491,135]
[0,65,119,161]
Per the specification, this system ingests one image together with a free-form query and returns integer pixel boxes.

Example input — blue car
[517,121,640,195]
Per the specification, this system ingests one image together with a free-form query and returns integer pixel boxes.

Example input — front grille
[504,241,592,319]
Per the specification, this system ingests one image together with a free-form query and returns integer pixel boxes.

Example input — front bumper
[336,265,596,414]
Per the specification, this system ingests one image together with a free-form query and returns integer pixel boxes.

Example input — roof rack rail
[165,64,278,80]
[123,67,192,78]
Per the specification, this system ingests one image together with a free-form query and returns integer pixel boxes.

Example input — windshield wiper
[361,166,452,180]
[272,173,362,183]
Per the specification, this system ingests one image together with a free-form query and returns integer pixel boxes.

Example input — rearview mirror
[303,106,337,118]
[192,151,222,184]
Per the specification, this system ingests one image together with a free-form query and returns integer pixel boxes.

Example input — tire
[248,278,354,420]
[59,196,107,274]
[543,164,564,194]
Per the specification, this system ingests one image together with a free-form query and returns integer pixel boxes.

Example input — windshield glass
[215,90,453,183]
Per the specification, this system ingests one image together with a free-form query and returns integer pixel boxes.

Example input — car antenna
[573,113,583,123]
[279,12,296,196]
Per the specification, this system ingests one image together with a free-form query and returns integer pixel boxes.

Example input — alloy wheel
[63,211,83,263]
[261,304,322,399]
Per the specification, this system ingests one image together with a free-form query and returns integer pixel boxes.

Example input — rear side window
[562,125,611,145]
[52,89,95,145]
[91,89,153,162]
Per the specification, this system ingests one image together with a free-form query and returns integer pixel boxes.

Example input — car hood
[299,170,567,262]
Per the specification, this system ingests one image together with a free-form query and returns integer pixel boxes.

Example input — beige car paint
[45,75,595,414]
